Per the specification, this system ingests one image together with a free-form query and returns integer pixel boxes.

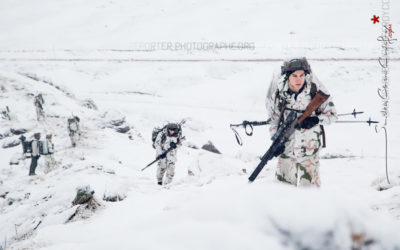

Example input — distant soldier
[42,134,56,173]
[34,93,45,121]
[29,133,41,176]
[153,123,184,185]
[1,107,10,120]
[67,116,80,147]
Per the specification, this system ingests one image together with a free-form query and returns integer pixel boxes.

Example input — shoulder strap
[320,125,326,148]
[310,82,317,99]
[309,84,327,147]
[277,82,319,127]
[277,99,287,129]
[161,133,166,144]
[310,82,323,115]
[274,89,280,104]
[274,85,286,128]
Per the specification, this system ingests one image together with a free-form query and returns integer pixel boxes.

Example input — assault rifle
[142,136,185,171]
[248,91,330,182]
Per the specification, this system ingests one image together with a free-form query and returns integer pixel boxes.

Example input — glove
[170,142,177,149]
[296,117,319,129]
[273,144,285,157]
[157,152,167,160]
[35,155,40,160]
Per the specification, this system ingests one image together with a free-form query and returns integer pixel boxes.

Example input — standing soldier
[34,93,45,121]
[42,134,56,173]
[266,58,338,187]
[154,123,184,186]
[67,116,80,147]
[29,133,41,176]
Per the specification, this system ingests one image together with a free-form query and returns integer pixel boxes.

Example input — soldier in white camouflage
[34,93,45,121]
[29,133,41,176]
[43,134,56,173]
[266,58,338,187]
[154,123,183,186]
[67,116,80,147]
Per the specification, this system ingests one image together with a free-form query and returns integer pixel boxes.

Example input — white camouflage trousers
[44,154,56,174]
[36,107,45,121]
[276,154,320,187]
[69,131,79,147]
[157,157,176,185]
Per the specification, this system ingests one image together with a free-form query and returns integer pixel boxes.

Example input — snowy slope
[1,0,400,249]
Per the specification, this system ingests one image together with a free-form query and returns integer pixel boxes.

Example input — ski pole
[337,108,364,118]
[230,120,271,146]
[335,118,379,126]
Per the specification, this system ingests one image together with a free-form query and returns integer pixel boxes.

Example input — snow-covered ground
[1,0,400,249]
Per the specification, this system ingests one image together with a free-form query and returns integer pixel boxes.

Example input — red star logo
[371,15,380,24]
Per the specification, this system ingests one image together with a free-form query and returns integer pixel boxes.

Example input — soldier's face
[288,70,306,93]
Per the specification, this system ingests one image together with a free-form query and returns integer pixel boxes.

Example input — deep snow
[1,0,400,249]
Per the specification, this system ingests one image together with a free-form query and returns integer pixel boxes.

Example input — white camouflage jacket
[43,139,54,155]
[34,96,44,108]
[31,140,40,157]
[154,128,183,162]
[266,78,338,158]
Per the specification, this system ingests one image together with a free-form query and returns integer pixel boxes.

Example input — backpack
[35,97,43,109]
[39,141,49,155]
[22,140,33,154]
[151,126,166,149]
[68,118,78,132]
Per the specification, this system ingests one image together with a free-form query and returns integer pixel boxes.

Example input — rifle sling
[320,125,326,148]
[277,99,286,129]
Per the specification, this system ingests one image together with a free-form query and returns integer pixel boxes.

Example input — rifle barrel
[142,137,186,171]
[141,160,156,171]
[248,142,276,182]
